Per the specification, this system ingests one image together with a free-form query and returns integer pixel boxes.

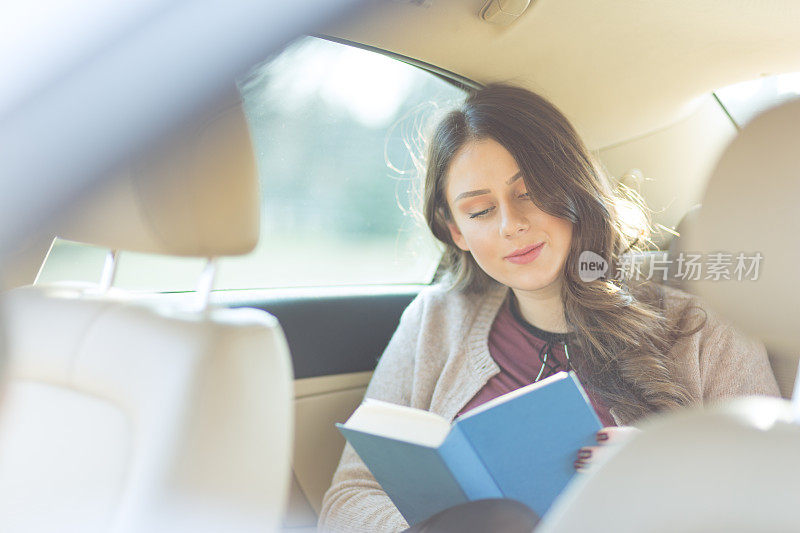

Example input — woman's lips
[505,242,545,264]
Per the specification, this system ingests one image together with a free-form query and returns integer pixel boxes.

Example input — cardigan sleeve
[697,307,781,403]
[317,293,426,533]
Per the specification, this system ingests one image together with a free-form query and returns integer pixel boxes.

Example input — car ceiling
[323,0,800,149]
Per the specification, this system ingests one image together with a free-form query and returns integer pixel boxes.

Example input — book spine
[439,424,503,500]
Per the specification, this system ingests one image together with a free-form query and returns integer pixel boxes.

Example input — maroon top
[456,292,617,427]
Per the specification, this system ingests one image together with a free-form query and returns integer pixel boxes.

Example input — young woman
[318,83,780,533]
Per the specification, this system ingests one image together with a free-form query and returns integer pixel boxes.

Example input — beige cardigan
[317,281,781,532]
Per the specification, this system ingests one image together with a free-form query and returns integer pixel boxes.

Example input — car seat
[0,93,294,533]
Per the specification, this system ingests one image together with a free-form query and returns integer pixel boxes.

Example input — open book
[336,371,602,526]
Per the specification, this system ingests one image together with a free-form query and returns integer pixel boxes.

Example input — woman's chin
[501,273,562,294]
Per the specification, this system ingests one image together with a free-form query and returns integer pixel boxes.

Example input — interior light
[480,0,532,25]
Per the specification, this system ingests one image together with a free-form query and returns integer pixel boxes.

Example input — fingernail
[597,432,609,442]
[578,449,592,459]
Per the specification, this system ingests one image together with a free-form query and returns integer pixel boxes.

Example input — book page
[344,399,452,448]
[454,371,569,421]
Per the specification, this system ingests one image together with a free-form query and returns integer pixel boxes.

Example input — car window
[715,71,800,126]
[37,36,466,291]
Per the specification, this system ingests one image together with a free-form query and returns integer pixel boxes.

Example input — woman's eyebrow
[454,189,489,201]
[506,171,522,185]
[454,171,523,201]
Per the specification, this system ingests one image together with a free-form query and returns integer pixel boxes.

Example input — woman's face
[445,138,573,293]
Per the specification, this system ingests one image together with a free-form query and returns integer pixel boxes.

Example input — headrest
[667,204,701,259]
[684,98,800,356]
[665,204,701,289]
[55,93,260,257]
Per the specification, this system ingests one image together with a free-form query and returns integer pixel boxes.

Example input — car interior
[1,1,799,532]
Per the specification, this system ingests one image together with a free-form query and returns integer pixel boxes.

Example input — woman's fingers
[596,425,640,445]
[573,445,608,472]
[574,427,642,472]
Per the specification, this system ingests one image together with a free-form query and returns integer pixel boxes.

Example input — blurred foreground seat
[0,96,294,533]
[537,98,800,532]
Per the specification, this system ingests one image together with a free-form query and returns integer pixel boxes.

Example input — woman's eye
[518,192,531,199]
[468,207,493,219]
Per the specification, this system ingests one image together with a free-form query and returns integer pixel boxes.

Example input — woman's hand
[574,426,640,473]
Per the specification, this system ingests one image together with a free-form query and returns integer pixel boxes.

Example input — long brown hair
[421,83,705,423]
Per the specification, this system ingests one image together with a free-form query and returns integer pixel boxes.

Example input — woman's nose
[500,204,530,237]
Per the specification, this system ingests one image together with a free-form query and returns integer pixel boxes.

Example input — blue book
[336,371,603,526]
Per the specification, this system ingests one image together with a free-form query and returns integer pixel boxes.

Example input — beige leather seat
[665,204,797,398]
[0,96,294,533]
[537,97,800,533]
